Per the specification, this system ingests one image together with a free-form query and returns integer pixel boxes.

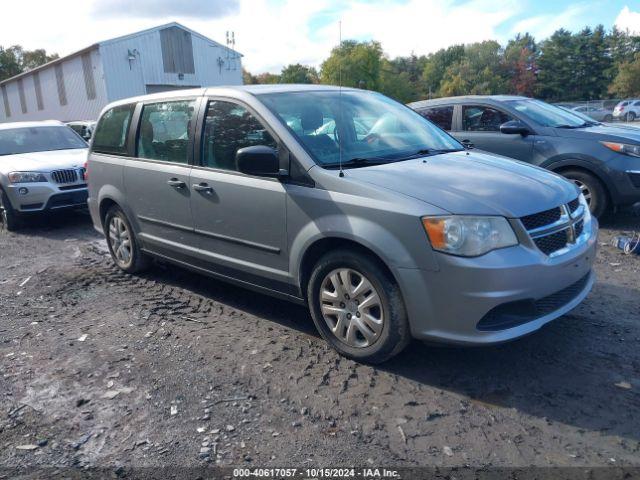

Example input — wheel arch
[544,158,614,201]
[298,236,400,301]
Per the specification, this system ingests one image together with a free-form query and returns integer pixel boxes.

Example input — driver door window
[462,106,513,132]
[202,101,277,171]
[457,104,533,162]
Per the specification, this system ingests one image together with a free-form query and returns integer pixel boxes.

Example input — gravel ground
[0,210,639,475]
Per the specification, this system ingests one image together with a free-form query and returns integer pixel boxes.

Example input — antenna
[338,20,344,178]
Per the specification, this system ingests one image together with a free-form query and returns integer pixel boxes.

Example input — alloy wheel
[572,179,591,205]
[319,268,384,348]
[108,216,132,268]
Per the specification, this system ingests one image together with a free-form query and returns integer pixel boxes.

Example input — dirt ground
[0,210,639,475]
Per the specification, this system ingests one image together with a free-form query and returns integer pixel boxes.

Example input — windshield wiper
[394,148,464,161]
[323,157,391,169]
[556,123,589,129]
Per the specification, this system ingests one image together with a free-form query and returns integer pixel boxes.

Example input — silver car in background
[0,120,89,231]
[87,85,598,363]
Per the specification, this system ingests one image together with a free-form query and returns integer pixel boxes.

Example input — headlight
[422,216,518,257]
[8,172,47,183]
[601,141,640,157]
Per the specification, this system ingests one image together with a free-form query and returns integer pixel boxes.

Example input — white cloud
[0,0,522,73]
[509,3,588,39]
[0,0,614,75]
[614,5,640,34]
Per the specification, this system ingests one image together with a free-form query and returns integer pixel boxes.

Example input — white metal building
[0,22,243,123]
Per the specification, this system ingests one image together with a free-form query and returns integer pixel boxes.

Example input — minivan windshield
[259,90,463,168]
[0,126,87,156]
[506,99,588,128]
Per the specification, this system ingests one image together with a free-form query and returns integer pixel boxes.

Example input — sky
[2,0,639,73]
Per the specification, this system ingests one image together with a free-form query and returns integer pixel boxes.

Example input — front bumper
[395,218,598,345]
[5,183,88,212]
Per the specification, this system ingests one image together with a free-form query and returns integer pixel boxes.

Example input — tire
[307,249,411,363]
[0,187,21,232]
[604,114,613,122]
[104,205,150,273]
[628,112,636,122]
[560,169,608,218]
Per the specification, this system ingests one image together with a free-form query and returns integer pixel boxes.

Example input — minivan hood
[346,151,578,218]
[554,124,640,143]
[0,149,88,175]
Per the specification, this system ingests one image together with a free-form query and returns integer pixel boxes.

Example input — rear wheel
[561,169,608,218]
[627,112,636,122]
[104,206,150,273]
[307,250,410,363]
[0,188,21,232]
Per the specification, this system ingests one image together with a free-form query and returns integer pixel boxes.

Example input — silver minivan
[87,85,598,363]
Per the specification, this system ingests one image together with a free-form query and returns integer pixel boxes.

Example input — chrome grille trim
[520,198,589,257]
[51,169,79,184]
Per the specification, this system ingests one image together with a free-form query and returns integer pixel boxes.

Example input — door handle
[193,182,214,194]
[167,178,186,188]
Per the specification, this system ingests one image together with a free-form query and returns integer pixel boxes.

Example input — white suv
[613,99,640,122]
[0,120,88,231]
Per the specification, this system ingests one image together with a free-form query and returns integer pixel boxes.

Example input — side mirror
[236,145,282,178]
[500,120,530,136]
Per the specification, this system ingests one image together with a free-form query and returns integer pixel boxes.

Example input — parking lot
[0,211,638,472]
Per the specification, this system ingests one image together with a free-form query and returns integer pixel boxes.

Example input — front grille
[51,169,78,184]
[521,198,588,257]
[477,273,590,331]
[521,207,561,230]
[534,229,569,255]
[568,197,580,213]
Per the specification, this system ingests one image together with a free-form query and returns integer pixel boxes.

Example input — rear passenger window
[419,106,453,131]
[92,104,135,155]
[201,101,277,171]
[137,100,195,164]
[463,105,513,132]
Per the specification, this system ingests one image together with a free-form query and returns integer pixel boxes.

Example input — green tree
[255,72,280,84]
[242,68,258,84]
[320,40,384,90]
[420,45,465,98]
[609,53,640,97]
[279,63,318,84]
[379,59,416,102]
[439,41,508,96]
[504,33,538,96]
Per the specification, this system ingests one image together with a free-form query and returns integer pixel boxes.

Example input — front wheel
[104,206,150,273]
[561,169,608,218]
[307,250,410,363]
[0,188,21,232]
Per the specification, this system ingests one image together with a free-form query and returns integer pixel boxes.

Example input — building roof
[0,22,241,87]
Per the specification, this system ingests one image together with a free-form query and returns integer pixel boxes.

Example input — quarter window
[137,100,196,164]
[201,101,276,171]
[92,104,135,155]
[420,106,454,131]
[463,106,513,132]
